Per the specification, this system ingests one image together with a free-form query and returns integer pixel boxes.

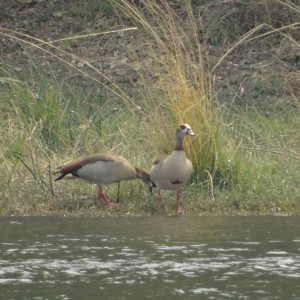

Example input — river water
[1,216,300,299]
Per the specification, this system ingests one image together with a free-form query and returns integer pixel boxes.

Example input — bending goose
[150,124,195,213]
[55,153,154,207]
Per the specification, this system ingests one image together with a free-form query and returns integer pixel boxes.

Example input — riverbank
[0,0,299,216]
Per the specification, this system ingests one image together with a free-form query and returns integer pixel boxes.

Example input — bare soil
[1,0,299,109]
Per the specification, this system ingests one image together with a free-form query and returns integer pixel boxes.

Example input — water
[1,216,300,299]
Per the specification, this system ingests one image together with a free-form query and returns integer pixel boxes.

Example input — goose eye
[180,125,186,130]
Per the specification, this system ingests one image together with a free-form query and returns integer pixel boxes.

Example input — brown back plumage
[55,154,124,182]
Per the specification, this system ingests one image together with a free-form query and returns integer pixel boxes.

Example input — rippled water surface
[1,216,300,299]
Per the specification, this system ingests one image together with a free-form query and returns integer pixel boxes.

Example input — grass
[115,0,243,186]
[0,0,299,216]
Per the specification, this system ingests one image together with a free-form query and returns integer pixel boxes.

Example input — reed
[116,0,242,188]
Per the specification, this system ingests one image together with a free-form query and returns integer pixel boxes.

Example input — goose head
[177,124,195,137]
[174,124,195,150]
[135,167,156,193]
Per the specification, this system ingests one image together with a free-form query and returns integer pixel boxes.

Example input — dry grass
[115,0,243,188]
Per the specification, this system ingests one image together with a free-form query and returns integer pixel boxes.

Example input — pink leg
[157,190,162,212]
[176,190,183,214]
[98,187,115,208]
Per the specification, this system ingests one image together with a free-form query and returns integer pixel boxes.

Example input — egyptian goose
[55,153,154,207]
[150,124,195,213]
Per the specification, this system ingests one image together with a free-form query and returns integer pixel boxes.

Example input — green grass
[0,0,299,216]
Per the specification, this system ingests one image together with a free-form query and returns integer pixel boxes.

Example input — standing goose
[55,153,154,207]
[150,124,195,213]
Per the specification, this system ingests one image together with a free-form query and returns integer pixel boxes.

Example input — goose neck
[174,134,184,151]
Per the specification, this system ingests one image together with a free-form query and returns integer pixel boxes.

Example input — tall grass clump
[115,0,242,189]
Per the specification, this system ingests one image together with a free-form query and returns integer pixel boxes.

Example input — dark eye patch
[171,180,183,184]
[180,125,186,130]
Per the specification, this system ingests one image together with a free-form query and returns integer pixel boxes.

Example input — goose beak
[187,129,196,136]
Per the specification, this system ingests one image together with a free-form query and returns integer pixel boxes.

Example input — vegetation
[0,0,299,216]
